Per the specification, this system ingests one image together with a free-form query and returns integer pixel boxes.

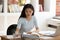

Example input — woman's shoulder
[18,17,25,21]
[32,16,36,19]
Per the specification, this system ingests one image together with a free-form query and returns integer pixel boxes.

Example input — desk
[1,35,60,40]
[22,36,60,40]
[40,36,60,40]
[1,35,21,40]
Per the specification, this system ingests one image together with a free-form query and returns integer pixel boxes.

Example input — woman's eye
[29,11,31,13]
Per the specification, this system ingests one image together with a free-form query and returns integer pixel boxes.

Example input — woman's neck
[26,16,32,21]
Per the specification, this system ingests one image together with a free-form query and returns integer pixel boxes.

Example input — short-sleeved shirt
[17,16,38,33]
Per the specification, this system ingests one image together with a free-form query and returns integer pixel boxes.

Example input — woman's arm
[15,18,22,35]
[36,27,39,32]
[15,28,20,34]
[33,16,39,32]
[14,28,20,37]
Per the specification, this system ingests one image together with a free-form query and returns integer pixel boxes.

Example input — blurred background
[0,0,60,35]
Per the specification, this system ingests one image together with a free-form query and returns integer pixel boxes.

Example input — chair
[7,24,17,35]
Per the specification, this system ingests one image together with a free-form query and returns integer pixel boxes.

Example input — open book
[22,32,41,38]
[22,31,55,38]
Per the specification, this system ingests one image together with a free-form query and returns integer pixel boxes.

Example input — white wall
[30,0,39,12]
[34,0,56,31]
[44,0,50,11]
[0,16,4,31]
[0,15,6,35]
[34,12,55,31]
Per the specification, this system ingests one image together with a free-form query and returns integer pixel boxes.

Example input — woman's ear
[32,11,33,13]
[32,11,34,15]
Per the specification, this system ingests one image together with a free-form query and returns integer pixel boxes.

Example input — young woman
[15,4,39,35]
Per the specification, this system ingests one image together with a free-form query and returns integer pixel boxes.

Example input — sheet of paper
[7,35,14,39]
[6,35,20,39]
[40,36,53,39]
[39,31,55,35]
[22,32,40,38]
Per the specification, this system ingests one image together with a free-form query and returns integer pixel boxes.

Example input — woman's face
[25,8,33,17]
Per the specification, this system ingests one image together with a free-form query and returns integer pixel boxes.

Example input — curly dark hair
[19,4,34,19]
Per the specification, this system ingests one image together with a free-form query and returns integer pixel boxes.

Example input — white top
[17,16,38,33]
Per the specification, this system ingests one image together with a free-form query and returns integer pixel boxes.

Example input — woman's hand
[14,28,20,37]
[35,27,39,32]
[27,31,32,34]
[13,32,20,37]
[13,32,21,38]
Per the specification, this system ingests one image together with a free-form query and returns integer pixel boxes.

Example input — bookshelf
[39,0,44,11]
[0,0,4,13]
[7,0,51,13]
[56,0,60,16]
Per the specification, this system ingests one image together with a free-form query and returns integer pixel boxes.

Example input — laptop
[41,26,60,37]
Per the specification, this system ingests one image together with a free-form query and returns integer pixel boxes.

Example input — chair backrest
[7,24,17,35]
